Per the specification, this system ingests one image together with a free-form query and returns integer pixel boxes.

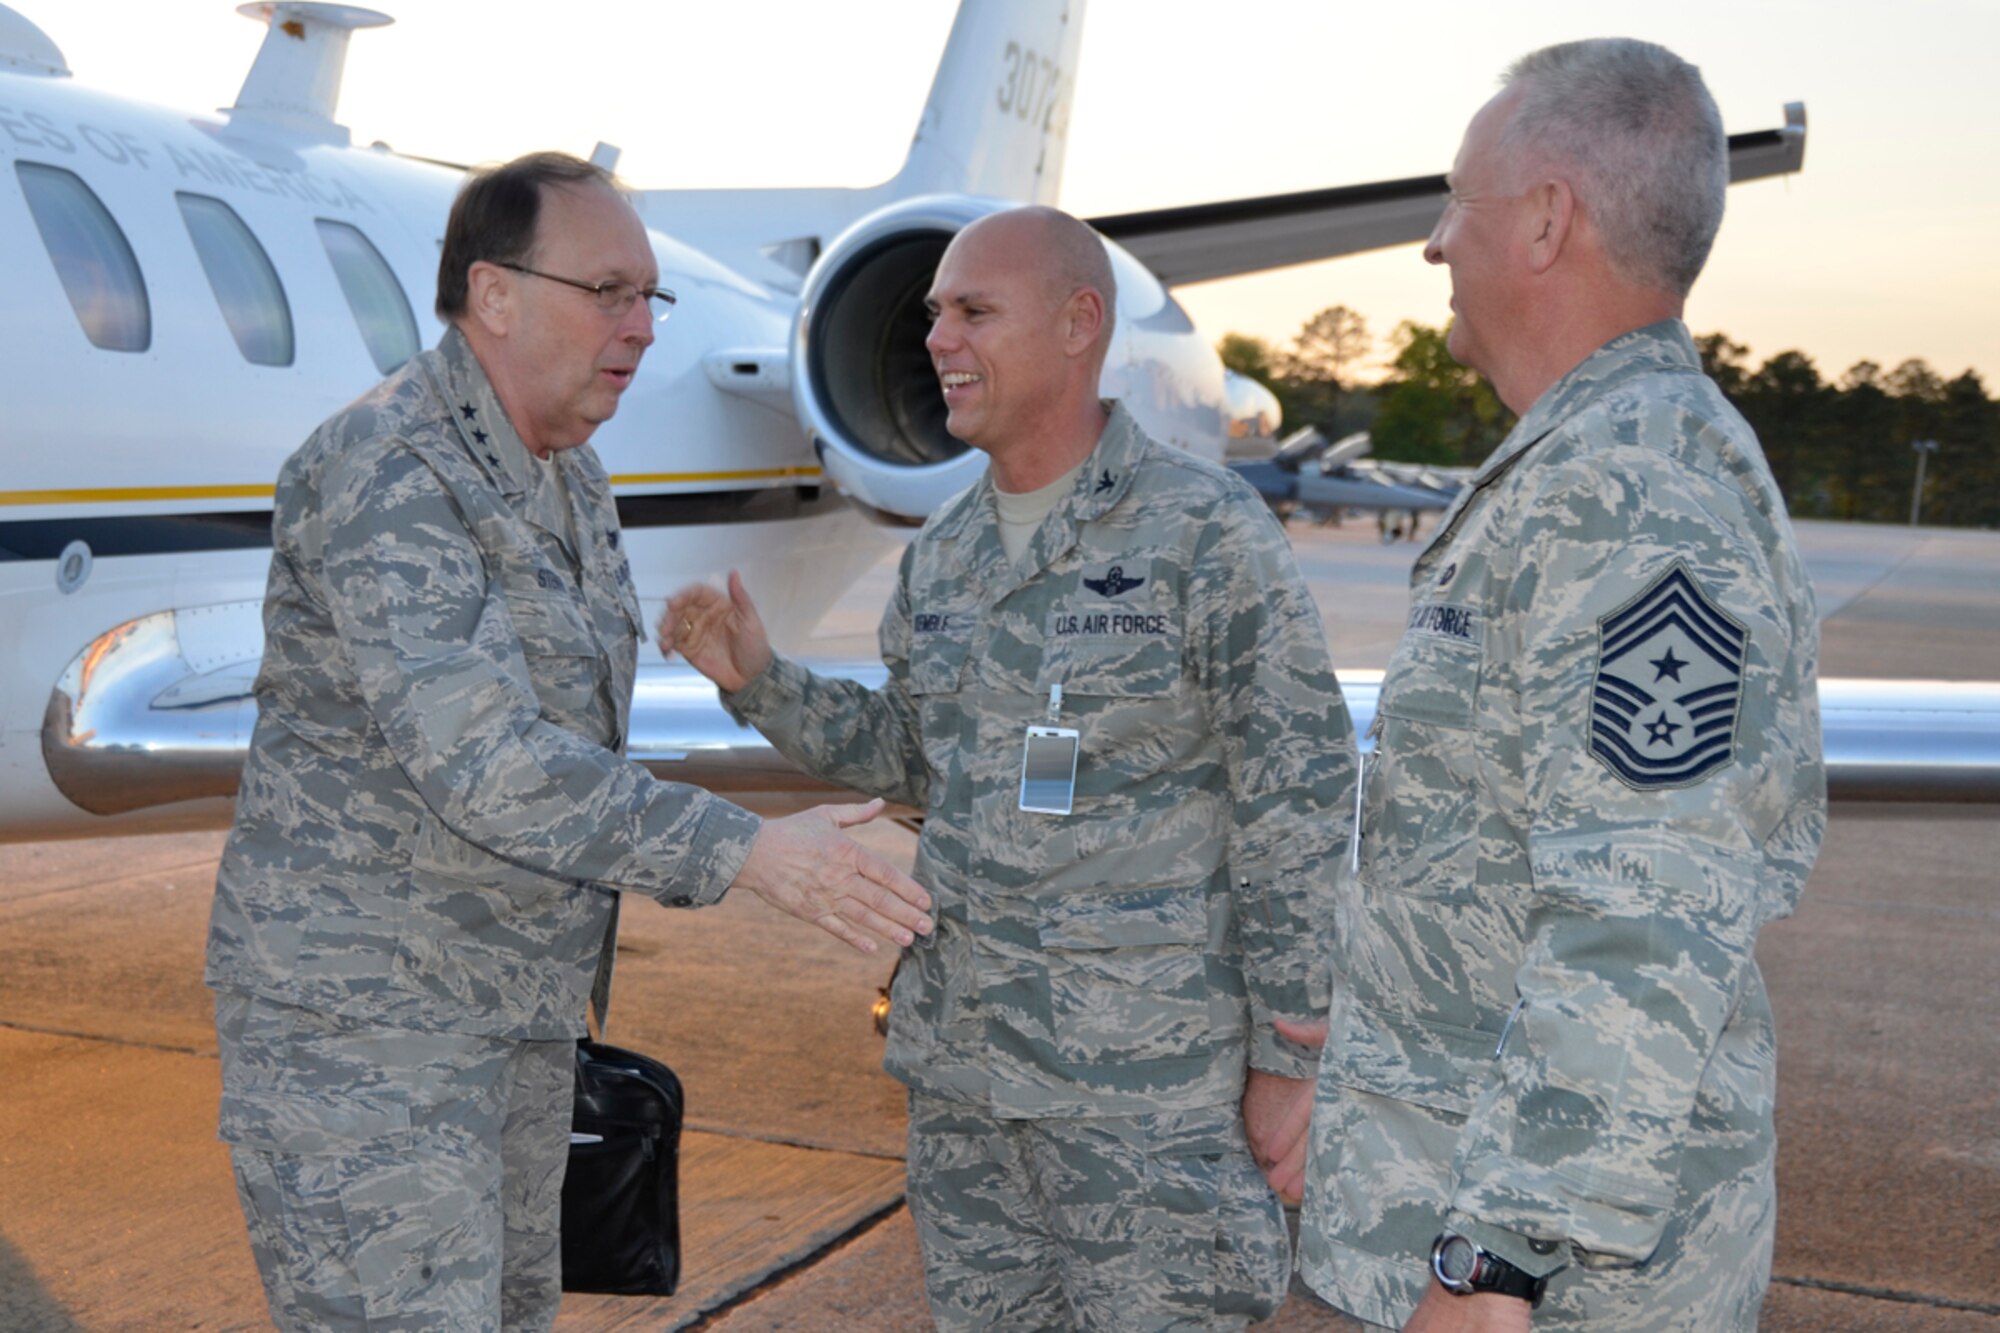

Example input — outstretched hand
[731,798,933,954]
[661,569,773,693]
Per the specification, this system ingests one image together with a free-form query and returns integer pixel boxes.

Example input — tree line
[1220,308,2000,528]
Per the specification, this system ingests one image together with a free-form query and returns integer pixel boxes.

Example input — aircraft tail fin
[889,0,1086,204]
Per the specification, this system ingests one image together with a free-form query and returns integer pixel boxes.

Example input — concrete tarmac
[1,518,1995,1330]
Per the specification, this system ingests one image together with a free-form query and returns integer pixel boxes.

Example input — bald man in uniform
[664,206,1355,1330]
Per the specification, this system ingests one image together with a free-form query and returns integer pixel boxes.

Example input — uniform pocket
[508,588,596,659]
[508,587,603,720]
[220,1087,449,1320]
[1326,998,1495,1118]
[218,1087,415,1156]
[1365,633,1483,901]
[1050,622,1184,700]
[907,625,973,696]
[1136,1105,1289,1325]
[1304,999,1487,1269]
[1037,885,1211,1067]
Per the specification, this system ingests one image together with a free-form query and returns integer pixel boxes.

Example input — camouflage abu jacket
[726,402,1356,1117]
[206,328,762,1039]
[1297,322,1826,1328]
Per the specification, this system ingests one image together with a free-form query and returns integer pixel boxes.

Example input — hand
[1242,1066,1316,1205]
[661,569,773,693]
[1403,1283,1534,1333]
[1273,1015,1329,1050]
[731,798,933,954]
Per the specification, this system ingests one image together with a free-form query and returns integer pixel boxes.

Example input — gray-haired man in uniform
[1276,40,1826,1333]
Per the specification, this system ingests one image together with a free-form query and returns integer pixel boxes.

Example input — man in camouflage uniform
[1276,40,1826,1332]
[205,152,933,1331]
[664,206,1355,1329]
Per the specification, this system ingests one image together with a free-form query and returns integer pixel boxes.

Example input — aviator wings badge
[1082,564,1146,597]
[1589,561,1747,790]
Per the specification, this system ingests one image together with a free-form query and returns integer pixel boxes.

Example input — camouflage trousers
[213,991,574,1332]
[905,1091,1290,1331]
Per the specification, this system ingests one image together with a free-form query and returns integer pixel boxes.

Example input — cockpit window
[177,193,294,367]
[16,162,150,352]
[315,219,418,373]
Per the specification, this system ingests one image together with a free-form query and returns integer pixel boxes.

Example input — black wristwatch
[1430,1232,1550,1307]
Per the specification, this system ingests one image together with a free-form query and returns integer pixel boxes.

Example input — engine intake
[792,195,1008,520]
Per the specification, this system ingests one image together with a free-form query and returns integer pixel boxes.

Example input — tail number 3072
[997,41,1064,131]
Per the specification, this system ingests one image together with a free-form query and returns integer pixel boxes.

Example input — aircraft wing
[1091,104,1808,288]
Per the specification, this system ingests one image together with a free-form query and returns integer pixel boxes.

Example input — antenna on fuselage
[225,1,392,146]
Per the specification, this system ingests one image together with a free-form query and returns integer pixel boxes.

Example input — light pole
[1910,438,1939,527]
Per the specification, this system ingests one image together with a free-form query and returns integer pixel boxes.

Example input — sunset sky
[31,0,2000,385]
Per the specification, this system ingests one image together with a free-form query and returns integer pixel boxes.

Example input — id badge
[1019,725,1080,814]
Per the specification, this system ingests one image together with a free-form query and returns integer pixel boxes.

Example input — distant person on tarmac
[1272,38,1826,1333]
[664,205,1356,1330]
[205,151,932,1331]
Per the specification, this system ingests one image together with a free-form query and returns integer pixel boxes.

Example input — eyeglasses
[497,262,677,321]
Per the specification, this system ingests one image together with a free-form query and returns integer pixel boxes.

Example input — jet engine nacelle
[791,194,1011,522]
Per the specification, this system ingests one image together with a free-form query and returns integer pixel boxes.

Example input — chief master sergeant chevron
[1272,39,1827,1333]
[664,205,1357,1330]
[204,151,933,1331]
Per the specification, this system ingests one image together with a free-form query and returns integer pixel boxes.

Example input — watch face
[1437,1235,1479,1285]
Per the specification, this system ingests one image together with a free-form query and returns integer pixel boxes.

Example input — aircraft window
[16,162,150,352]
[176,193,295,367]
[316,219,418,373]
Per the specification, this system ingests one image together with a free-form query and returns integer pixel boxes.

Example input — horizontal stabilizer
[1093,105,1809,288]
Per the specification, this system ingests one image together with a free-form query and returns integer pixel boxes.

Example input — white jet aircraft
[2,0,1993,845]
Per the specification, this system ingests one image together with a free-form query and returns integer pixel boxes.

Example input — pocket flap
[218,1087,414,1155]
[1037,884,1206,950]
[1378,632,1481,728]
[1329,1001,1495,1117]
[908,628,972,695]
[1054,634,1183,699]
[509,588,594,656]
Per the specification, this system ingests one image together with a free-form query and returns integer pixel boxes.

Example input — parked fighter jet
[1232,429,1464,529]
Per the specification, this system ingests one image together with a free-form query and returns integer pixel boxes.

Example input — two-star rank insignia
[1589,561,1747,790]
[1082,564,1145,597]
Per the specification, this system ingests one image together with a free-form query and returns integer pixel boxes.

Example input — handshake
[666,572,935,956]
